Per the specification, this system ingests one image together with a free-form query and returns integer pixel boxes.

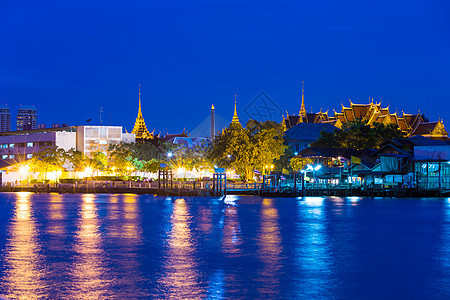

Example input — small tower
[131,84,152,139]
[299,81,307,117]
[211,104,215,139]
[231,94,240,124]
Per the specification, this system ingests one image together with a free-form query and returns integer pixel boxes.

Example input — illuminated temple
[131,85,153,139]
[284,84,448,139]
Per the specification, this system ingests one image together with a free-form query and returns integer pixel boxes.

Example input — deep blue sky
[1,0,449,134]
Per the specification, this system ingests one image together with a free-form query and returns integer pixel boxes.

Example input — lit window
[2,155,7,159]
[9,144,14,148]
[27,154,33,159]
[2,144,7,148]
[99,140,107,145]
[27,142,33,147]
[9,155,14,159]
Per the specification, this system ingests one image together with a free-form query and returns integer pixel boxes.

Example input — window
[27,142,33,147]
[99,140,107,145]
[99,127,107,138]
[9,155,14,159]
[9,143,14,148]
[2,155,7,159]
[1,144,6,148]
[27,154,33,159]
[86,128,99,138]
[108,128,121,138]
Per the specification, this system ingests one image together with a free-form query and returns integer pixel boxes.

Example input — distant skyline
[1,0,449,133]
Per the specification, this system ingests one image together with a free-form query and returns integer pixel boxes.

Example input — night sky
[1,1,449,134]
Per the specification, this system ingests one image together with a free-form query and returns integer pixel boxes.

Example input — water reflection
[222,205,243,255]
[106,194,147,297]
[438,199,450,290]
[256,198,283,297]
[2,192,46,298]
[69,194,108,298]
[159,198,205,298]
[296,197,335,297]
[47,193,66,237]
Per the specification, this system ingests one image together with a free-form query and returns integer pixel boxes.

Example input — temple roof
[131,85,152,139]
[410,121,448,137]
[231,95,240,124]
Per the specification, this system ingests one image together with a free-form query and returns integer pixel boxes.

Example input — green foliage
[209,120,286,181]
[108,138,178,174]
[311,119,404,149]
[29,145,66,178]
[171,143,213,172]
[290,157,316,171]
[65,148,87,171]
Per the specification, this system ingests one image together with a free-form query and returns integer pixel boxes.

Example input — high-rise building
[17,105,37,131]
[0,105,11,132]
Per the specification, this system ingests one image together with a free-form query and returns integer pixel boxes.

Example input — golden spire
[232,94,240,124]
[299,81,306,117]
[137,84,143,118]
[131,84,152,139]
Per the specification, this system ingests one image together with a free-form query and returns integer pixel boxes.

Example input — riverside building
[0,125,135,170]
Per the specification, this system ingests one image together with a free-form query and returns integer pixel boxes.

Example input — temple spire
[138,84,142,116]
[232,94,240,124]
[131,84,152,139]
[299,81,306,117]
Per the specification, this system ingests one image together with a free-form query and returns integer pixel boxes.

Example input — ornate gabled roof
[283,88,447,139]
[343,107,354,122]
[131,84,152,139]
[410,121,448,137]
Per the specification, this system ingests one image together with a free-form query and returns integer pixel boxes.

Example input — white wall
[56,131,76,151]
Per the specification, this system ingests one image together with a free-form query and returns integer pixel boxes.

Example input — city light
[19,164,30,174]
[167,152,173,158]
[84,167,93,176]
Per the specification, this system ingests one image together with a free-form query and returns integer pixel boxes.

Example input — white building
[76,126,134,157]
[0,125,135,170]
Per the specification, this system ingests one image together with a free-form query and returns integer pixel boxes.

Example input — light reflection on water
[296,196,336,298]
[69,194,108,298]
[158,198,205,299]
[1,193,450,299]
[1,192,45,298]
[256,198,283,297]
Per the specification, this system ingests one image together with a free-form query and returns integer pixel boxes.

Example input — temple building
[131,85,153,140]
[231,94,240,125]
[283,84,448,140]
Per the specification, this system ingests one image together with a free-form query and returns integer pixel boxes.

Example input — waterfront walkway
[1,181,448,198]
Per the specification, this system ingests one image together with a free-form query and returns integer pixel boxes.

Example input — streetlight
[167,152,173,158]
[306,164,322,187]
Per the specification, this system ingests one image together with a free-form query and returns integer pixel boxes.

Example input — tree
[65,148,87,171]
[30,146,66,179]
[209,120,286,181]
[312,119,404,149]
[108,139,178,175]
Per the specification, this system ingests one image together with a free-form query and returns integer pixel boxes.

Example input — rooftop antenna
[100,106,103,125]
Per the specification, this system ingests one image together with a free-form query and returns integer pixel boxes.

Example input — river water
[0,193,450,299]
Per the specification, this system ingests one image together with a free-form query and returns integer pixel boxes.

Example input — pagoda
[231,94,240,124]
[131,84,152,139]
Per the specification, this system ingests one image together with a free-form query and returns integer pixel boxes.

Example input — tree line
[26,118,404,180]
